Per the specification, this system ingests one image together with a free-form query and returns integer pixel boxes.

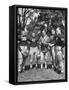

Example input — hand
[48,43,54,47]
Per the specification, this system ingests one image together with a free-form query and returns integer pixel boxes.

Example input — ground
[18,68,65,82]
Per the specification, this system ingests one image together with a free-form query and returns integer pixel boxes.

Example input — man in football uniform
[18,41,29,72]
[40,30,51,69]
[55,26,65,73]
[27,26,42,69]
[49,26,65,73]
[18,31,29,72]
[55,36,65,73]
[36,48,45,69]
[29,42,39,69]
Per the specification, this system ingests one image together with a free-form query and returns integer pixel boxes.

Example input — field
[18,68,65,82]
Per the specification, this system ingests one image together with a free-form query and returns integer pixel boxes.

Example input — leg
[58,51,64,73]
[59,61,64,73]
[30,56,33,69]
[18,59,23,72]
[52,46,56,68]
[29,47,33,69]
[41,63,43,69]
[45,62,47,69]
[18,49,23,73]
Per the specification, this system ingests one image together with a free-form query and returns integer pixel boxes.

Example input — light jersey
[56,27,61,35]
[18,49,22,60]
[20,46,28,54]
[40,34,50,44]
[40,34,50,52]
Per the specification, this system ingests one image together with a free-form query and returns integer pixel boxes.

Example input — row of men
[18,26,65,74]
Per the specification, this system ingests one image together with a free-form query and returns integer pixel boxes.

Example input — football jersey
[40,35,50,44]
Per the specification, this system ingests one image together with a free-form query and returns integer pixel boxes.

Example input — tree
[38,9,65,37]
[18,8,39,31]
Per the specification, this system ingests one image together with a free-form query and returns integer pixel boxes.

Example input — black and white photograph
[17,6,67,83]
[0,0,69,89]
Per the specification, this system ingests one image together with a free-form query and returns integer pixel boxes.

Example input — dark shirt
[41,43,48,51]
[55,37,64,47]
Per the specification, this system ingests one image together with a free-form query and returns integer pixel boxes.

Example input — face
[23,51,28,56]
[62,20,65,26]
[56,27,61,35]
[56,46,61,52]
[42,30,46,36]
[32,38,36,42]
[52,29,55,35]
[32,32,35,37]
